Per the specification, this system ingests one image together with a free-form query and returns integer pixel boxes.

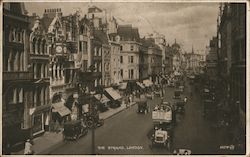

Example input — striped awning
[52,101,71,117]
[105,87,122,100]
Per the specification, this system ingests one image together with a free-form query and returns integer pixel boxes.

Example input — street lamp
[88,64,97,155]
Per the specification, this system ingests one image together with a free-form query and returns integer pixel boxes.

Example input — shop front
[31,104,51,136]
[94,94,110,112]
[104,87,122,108]
[50,101,71,131]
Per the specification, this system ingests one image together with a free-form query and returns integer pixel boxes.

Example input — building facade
[117,25,141,81]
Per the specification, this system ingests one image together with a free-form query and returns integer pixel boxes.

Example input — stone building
[117,25,141,81]
[28,14,50,136]
[2,2,33,153]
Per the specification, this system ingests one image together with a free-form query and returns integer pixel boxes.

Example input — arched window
[60,64,63,78]
[12,28,16,42]
[33,63,37,79]
[18,88,23,103]
[41,64,44,78]
[16,29,20,43]
[8,50,13,71]
[19,52,23,71]
[19,30,22,42]
[37,63,41,78]
[9,28,13,42]
[53,64,56,79]
[14,52,20,71]
[44,64,48,78]
[33,38,36,54]
[42,40,46,54]
[37,39,41,54]
[98,48,102,56]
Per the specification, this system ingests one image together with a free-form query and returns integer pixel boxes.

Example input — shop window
[33,114,44,134]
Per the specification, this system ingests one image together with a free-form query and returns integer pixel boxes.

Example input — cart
[63,120,88,141]
[137,99,149,114]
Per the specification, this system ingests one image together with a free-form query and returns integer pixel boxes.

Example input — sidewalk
[12,101,137,155]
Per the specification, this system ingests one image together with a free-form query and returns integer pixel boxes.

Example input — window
[98,48,102,56]
[130,56,134,63]
[94,47,97,56]
[130,45,134,51]
[120,69,123,78]
[79,41,82,52]
[120,45,123,51]
[129,69,134,79]
[83,60,88,71]
[120,56,123,63]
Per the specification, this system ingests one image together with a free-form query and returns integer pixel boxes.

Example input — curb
[101,102,137,120]
[38,102,137,154]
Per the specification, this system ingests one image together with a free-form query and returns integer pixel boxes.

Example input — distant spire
[174,39,176,44]
[192,45,194,54]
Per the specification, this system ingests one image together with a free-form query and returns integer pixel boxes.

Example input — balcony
[30,53,50,61]
[79,71,101,81]
[3,71,33,81]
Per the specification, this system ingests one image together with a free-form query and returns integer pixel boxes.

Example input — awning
[94,94,110,104]
[143,79,153,87]
[105,87,122,100]
[118,82,127,90]
[52,101,71,117]
[136,82,145,89]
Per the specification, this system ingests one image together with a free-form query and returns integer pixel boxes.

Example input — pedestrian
[24,139,34,155]
[129,94,132,107]
[184,97,188,103]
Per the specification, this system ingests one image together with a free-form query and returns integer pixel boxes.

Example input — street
[45,81,235,155]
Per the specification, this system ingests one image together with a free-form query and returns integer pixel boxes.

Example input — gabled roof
[48,15,62,33]
[117,25,140,42]
[88,6,103,13]
[40,16,54,32]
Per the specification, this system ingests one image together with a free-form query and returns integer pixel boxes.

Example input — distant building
[205,36,218,81]
[109,32,122,85]
[143,38,162,84]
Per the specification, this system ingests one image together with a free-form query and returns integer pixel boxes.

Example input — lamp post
[88,64,97,155]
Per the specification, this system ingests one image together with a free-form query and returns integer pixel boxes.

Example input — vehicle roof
[64,120,81,126]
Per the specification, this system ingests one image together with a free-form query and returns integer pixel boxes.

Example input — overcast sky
[24,2,219,53]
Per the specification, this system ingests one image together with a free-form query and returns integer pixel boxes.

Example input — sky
[24,2,220,54]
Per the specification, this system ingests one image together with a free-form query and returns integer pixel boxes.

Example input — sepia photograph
[1,1,247,155]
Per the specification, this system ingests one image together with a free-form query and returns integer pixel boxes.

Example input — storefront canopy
[52,101,71,117]
[105,87,122,100]
[94,94,110,104]
[136,82,145,89]
[143,79,154,87]
[118,82,128,90]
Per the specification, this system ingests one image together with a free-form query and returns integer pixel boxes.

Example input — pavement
[11,101,137,155]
